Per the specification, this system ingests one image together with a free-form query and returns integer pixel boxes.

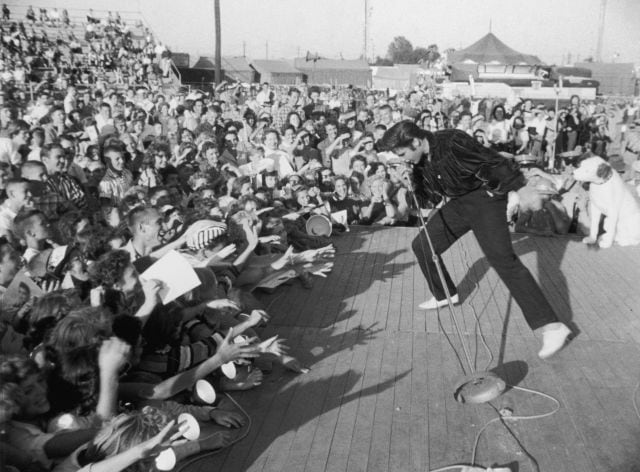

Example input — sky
[19,0,640,65]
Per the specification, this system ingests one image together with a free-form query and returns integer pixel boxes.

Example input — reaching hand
[258,335,288,357]
[98,337,131,376]
[281,212,300,221]
[137,420,178,458]
[209,243,236,261]
[141,278,163,308]
[206,298,240,312]
[90,286,105,307]
[209,409,245,428]
[213,328,260,365]
[290,245,335,264]
[303,262,334,278]
[255,207,274,216]
[258,235,280,244]
[247,309,270,327]
[242,221,259,249]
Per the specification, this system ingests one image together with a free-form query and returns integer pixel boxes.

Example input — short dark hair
[350,155,367,169]
[379,120,430,151]
[8,120,29,138]
[14,209,45,240]
[126,205,156,232]
[41,143,64,160]
[103,142,124,157]
[20,160,46,176]
[88,250,132,288]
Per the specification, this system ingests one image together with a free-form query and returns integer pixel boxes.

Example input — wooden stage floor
[188,226,640,472]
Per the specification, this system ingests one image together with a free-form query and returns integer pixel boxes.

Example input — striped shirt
[47,174,86,208]
[99,168,133,204]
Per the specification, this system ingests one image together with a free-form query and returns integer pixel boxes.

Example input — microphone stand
[404,169,506,404]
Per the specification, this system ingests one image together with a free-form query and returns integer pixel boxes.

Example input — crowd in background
[1,5,640,472]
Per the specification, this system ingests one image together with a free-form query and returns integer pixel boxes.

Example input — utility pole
[363,0,368,60]
[242,41,246,58]
[595,0,606,62]
[214,0,221,85]
[265,41,269,60]
[363,0,372,61]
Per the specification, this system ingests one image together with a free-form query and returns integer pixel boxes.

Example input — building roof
[191,56,254,72]
[192,56,216,69]
[252,60,302,75]
[293,58,371,71]
[372,65,422,80]
[222,56,254,73]
[449,32,542,65]
[575,62,636,74]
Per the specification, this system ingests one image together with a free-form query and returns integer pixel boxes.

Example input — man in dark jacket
[380,121,571,359]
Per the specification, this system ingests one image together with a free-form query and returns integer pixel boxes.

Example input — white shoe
[538,322,571,359]
[418,294,459,310]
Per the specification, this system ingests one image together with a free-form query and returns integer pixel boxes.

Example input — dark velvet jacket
[412,129,526,205]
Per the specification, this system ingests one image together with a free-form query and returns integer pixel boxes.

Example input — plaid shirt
[33,191,73,220]
[47,174,86,208]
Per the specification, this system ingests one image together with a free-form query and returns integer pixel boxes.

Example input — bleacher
[1,3,183,96]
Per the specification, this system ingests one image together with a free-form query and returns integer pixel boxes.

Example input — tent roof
[293,58,370,71]
[449,32,542,65]
[252,60,302,75]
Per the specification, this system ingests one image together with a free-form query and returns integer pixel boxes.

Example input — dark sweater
[413,129,526,205]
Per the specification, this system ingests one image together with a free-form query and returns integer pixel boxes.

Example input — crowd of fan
[1,5,640,472]
[1,3,169,106]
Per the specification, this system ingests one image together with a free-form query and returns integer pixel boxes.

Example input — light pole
[214,0,221,85]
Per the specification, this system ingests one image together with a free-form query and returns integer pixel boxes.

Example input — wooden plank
[323,326,373,472]
[344,332,386,472]
[409,331,429,472]
[388,331,413,472]
[359,333,399,472]
[181,227,640,472]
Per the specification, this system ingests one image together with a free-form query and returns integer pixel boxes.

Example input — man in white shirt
[28,91,51,124]
[0,120,29,166]
[256,82,273,109]
[0,179,34,242]
[94,102,113,134]
[43,106,66,145]
[63,85,76,114]
[528,107,548,158]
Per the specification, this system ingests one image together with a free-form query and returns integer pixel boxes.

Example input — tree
[374,56,394,66]
[387,36,414,64]
[411,47,430,64]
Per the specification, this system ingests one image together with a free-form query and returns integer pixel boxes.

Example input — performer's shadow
[456,232,580,366]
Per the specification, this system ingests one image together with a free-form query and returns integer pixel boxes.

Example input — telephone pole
[214,0,221,84]
[595,0,607,62]
[363,0,371,61]
[265,41,269,60]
